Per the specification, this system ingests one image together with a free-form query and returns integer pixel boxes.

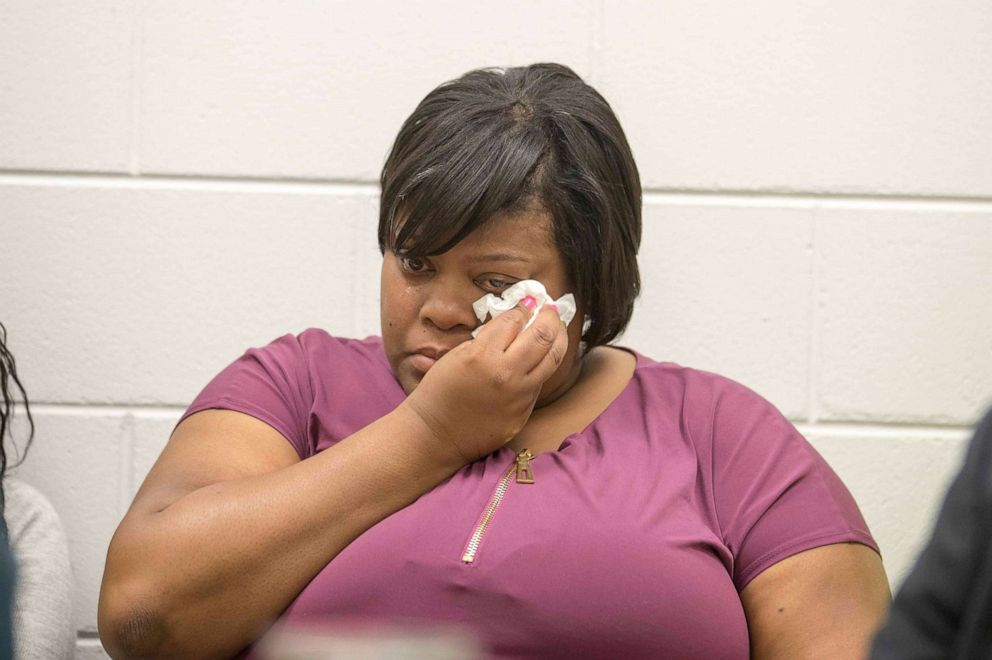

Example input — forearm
[100,403,463,659]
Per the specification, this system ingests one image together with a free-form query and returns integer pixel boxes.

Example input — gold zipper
[461,449,535,564]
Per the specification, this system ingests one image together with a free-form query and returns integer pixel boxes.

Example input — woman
[1,322,75,659]
[99,63,889,658]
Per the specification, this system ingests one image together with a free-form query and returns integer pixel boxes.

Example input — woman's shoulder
[236,328,397,407]
[270,327,382,354]
[623,347,798,453]
[625,347,769,409]
[184,330,396,459]
[254,329,389,375]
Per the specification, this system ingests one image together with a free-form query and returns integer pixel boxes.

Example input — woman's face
[380,209,584,406]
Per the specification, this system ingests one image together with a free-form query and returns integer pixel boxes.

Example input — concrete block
[803,425,970,589]
[0,1,132,172]
[816,206,992,424]
[139,0,594,179]
[353,197,384,339]
[8,409,127,635]
[0,183,377,405]
[595,1,992,196]
[622,199,813,419]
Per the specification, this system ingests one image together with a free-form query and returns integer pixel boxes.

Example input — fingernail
[548,303,560,315]
[521,295,537,310]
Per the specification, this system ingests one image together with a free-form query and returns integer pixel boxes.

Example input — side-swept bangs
[380,80,550,257]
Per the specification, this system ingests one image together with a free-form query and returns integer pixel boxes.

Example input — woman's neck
[509,346,637,454]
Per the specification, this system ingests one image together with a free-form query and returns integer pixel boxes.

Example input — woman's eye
[478,276,517,293]
[399,256,429,274]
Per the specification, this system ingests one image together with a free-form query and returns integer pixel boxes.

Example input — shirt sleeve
[179,333,315,459]
[6,480,75,660]
[704,376,878,591]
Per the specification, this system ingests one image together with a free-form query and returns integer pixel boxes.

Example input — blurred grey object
[871,407,992,659]
[255,620,483,660]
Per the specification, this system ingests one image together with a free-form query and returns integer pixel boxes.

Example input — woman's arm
[99,404,463,659]
[99,304,568,658]
[740,543,891,659]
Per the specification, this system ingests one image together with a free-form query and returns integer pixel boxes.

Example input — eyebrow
[466,253,533,264]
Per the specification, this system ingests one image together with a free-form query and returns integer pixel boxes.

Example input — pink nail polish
[521,295,537,310]
[548,303,560,315]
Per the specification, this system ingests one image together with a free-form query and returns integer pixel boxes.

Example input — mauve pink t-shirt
[182,329,878,659]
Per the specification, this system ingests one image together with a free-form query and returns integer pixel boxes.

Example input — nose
[419,277,480,333]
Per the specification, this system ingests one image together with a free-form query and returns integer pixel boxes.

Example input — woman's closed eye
[397,256,518,292]
[475,275,518,293]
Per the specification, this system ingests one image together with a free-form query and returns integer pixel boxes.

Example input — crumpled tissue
[471,280,576,338]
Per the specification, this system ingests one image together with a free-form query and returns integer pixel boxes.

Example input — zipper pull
[515,449,535,484]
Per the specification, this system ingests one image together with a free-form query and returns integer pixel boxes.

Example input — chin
[396,367,421,396]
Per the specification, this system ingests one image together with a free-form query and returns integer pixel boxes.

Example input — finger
[527,314,569,381]
[474,303,533,351]
[504,304,563,371]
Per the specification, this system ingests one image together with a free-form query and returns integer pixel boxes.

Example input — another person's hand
[403,302,567,463]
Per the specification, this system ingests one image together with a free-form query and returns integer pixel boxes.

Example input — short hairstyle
[378,63,642,348]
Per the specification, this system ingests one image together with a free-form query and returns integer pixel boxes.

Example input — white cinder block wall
[2,2,991,656]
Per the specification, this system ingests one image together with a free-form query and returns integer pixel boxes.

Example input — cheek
[555,321,584,376]
[385,288,418,317]
[379,281,421,341]
[380,261,409,320]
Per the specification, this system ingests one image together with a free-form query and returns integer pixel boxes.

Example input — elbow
[98,589,170,659]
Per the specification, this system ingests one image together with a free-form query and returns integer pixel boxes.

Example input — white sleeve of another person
[5,479,74,660]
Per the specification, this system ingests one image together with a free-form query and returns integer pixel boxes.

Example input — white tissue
[471,280,576,338]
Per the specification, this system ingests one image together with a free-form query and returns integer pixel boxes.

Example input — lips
[408,346,452,374]
[413,347,450,360]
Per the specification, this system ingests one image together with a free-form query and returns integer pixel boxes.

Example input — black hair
[379,63,642,347]
[0,322,34,541]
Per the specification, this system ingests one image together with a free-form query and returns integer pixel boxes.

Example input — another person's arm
[870,409,992,659]
[6,479,75,660]
[99,305,566,658]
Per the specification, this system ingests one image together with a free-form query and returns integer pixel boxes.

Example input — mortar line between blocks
[2,171,992,209]
[30,402,186,416]
[643,190,992,210]
[0,172,379,195]
[588,0,604,82]
[127,0,143,176]
[796,421,975,436]
[119,413,136,515]
[807,206,820,424]
[592,0,603,50]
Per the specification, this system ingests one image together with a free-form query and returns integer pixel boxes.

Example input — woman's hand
[402,302,568,463]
